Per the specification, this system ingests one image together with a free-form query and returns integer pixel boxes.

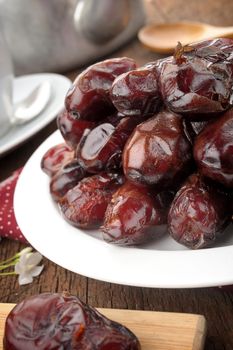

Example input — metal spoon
[13,81,52,125]
[138,21,233,54]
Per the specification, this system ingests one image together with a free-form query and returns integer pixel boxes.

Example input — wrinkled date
[110,65,161,117]
[194,108,233,188]
[159,39,233,118]
[102,181,169,245]
[41,143,74,177]
[59,173,124,229]
[57,109,95,149]
[65,57,137,121]
[76,114,143,173]
[50,160,87,202]
[123,110,193,187]
[168,173,230,249]
[4,292,140,350]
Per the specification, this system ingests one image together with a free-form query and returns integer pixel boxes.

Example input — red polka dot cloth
[0,168,27,243]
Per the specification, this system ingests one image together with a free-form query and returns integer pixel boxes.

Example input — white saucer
[0,73,72,157]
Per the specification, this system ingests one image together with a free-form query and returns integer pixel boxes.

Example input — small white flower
[15,250,44,285]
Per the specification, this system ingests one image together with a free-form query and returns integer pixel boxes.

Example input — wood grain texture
[0,303,206,350]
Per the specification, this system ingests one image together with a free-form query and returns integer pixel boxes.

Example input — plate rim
[14,130,233,288]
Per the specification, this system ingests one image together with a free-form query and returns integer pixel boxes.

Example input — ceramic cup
[0,27,13,137]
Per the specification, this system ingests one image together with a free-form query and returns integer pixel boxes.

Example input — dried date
[194,108,233,187]
[168,173,230,249]
[65,57,137,121]
[59,173,124,229]
[4,292,140,350]
[102,181,169,245]
[41,143,74,177]
[123,110,193,187]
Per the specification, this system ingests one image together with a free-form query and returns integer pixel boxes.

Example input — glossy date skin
[168,173,230,249]
[41,143,74,177]
[65,57,137,121]
[102,181,169,246]
[76,114,143,173]
[59,173,124,229]
[159,39,233,118]
[123,110,193,187]
[110,66,161,117]
[4,292,140,350]
[50,160,87,202]
[194,108,233,187]
[57,109,95,149]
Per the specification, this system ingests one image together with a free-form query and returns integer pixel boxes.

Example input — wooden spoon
[138,21,233,54]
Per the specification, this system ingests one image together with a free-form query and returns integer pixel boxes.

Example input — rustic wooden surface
[0,304,207,350]
[1,3,233,349]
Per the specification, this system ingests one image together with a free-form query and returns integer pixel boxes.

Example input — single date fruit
[194,108,233,187]
[59,173,124,229]
[160,39,233,118]
[76,114,143,173]
[41,143,74,177]
[65,57,137,121]
[50,160,87,202]
[57,109,95,149]
[168,173,230,249]
[4,292,140,350]
[123,110,193,187]
[110,65,161,117]
[102,181,168,245]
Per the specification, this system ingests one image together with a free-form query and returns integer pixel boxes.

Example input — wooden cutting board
[0,303,206,350]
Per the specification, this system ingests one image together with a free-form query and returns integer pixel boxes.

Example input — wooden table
[1,37,233,350]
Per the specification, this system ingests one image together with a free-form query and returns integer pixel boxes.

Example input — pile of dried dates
[41,38,233,249]
[4,292,140,349]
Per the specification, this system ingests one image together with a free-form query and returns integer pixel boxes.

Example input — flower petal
[26,252,43,266]
[18,273,33,285]
[30,265,44,277]
[15,261,24,274]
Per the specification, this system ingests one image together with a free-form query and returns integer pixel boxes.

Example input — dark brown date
[65,57,137,121]
[168,173,230,249]
[110,66,161,117]
[4,292,140,350]
[194,108,233,188]
[59,173,124,229]
[159,39,233,118]
[50,160,87,202]
[102,181,168,245]
[76,114,142,173]
[41,143,74,177]
[57,109,95,149]
[123,110,193,187]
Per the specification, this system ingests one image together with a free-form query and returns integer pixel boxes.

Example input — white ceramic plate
[14,131,233,288]
[0,73,71,157]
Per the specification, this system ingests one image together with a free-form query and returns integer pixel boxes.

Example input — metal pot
[0,0,145,74]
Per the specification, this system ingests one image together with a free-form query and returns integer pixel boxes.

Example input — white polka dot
[5,199,9,203]
[7,221,11,225]
[6,186,10,190]
[16,226,19,230]
[0,226,3,230]
[0,211,3,215]
[6,193,10,197]
[0,218,2,221]
[7,214,11,218]
[9,230,13,234]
